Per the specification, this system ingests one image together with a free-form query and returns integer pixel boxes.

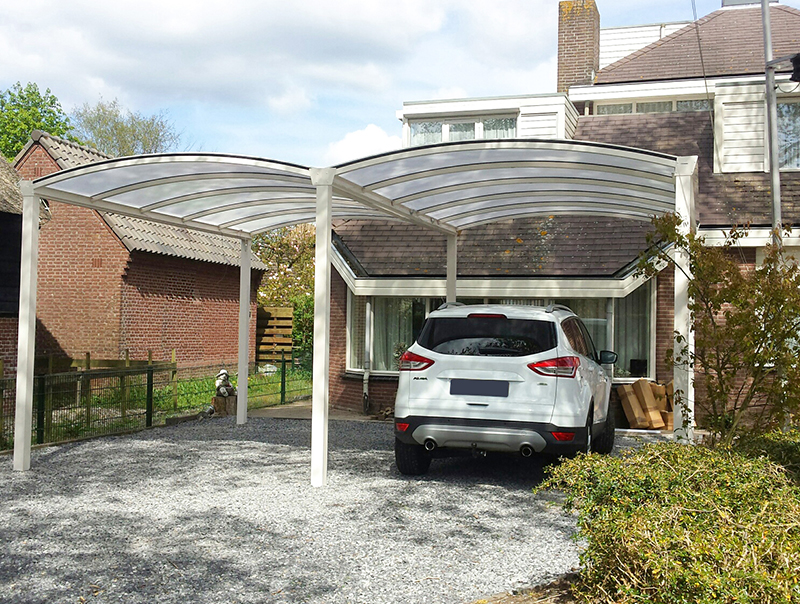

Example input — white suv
[393,304,617,475]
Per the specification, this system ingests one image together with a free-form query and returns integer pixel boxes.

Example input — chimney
[557,0,600,94]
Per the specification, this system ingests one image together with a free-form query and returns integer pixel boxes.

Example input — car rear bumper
[394,415,588,456]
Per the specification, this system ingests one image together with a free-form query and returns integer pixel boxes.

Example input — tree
[70,98,181,157]
[252,225,316,358]
[638,214,800,445]
[0,82,72,158]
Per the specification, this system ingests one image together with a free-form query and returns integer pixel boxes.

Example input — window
[417,316,556,357]
[409,116,516,146]
[596,103,632,115]
[348,292,367,370]
[638,101,673,114]
[410,121,442,146]
[778,101,800,169]
[555,298,607,351]
[561,318,590,357]
[373,298,427,370]
[614,283,650,378]
[677,99,711,112]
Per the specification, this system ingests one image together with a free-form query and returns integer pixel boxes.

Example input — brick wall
[328,268,398,413]
[121,251,260,364]
[15,145,59,180]
[655,266,675,384]
[0,318,18,378]
[557,0,600,93]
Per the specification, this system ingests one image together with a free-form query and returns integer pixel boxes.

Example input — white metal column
[310,168,335,487]
[13,181,39,471]
[237,238,251,425]
[673,156,698,442]
[446,234,458,303]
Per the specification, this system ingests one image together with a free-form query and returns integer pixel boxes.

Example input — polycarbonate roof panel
[32,142,681,238]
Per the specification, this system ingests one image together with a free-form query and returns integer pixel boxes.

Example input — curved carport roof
[15,140,696,484]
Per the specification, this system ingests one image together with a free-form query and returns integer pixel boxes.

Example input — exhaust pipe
[520,445,533,458]
[424,439,437,452]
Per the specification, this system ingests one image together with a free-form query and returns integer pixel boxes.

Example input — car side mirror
[599,350,618,365]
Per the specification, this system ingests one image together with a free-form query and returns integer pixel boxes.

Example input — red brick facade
[1,141,262,373]
[655,266,675,384]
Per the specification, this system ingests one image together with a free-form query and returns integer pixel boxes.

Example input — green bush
[538,442,800,604]
[737,429,800,485]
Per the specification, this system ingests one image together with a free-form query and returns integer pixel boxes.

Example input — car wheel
[592,402,616,455]
[583,406,594,454]
[395,438,431,475]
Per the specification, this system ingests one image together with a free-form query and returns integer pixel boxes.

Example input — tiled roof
[0,159,22,214]
[21,131,266,270]
[573,111,800,227]
[333,217,653,279]
[596,5,800,84]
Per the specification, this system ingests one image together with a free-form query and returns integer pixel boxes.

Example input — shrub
[737,429,800,485]
[538,442,800,604]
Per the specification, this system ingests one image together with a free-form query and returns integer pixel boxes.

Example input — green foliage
[737,429,800,484]
[0,82,72,158]
[638,215,800,445]
[253,225,316,356]
[538,442,800,604]
[70,97,182,157]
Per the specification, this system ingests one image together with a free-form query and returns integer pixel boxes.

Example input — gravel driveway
[0,417,581,604]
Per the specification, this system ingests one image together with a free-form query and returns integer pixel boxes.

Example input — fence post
[121,350,130,419]
[0,359,4,445]
[44,355,53,441]
[171,349,178,412]
[280,351,286,405]
[146,365,154,428]
[83,352,92,429]
[36,375,45,445]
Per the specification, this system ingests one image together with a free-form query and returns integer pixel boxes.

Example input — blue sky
[2,1,798,166]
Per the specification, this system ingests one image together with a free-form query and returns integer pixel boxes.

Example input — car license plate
[450,379,509,397]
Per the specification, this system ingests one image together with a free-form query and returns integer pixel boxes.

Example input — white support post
[310,168,335,487]
[446,234,458,303]
[237,238,251,425]
[673,156,698,442]
[13,182,39,471]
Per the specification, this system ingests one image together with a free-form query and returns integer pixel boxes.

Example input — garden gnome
[215,369,236,397]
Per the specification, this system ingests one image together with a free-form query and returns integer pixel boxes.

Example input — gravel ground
[0,417,657,604]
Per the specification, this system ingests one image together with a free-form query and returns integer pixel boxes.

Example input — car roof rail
[437,302,466,310]
[545,303,573,314]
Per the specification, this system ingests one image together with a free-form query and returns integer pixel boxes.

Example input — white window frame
[407,115,517,146]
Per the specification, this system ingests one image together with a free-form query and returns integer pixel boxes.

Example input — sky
[2,0,799,166]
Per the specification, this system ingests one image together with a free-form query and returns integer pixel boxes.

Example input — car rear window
[417,316,557,357]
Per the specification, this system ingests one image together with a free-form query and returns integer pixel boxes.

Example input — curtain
[614,284,650,377]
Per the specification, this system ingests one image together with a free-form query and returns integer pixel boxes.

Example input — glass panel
[449,122,476,141]
[418,317,556,356]
[373,298,426,370]
[596,104,632,115]
[778,102,800,169]
[554,298,607,351]
[348,293,366,370]
[677,99,711,112]
[637,101,673,114]
[483,117,516,139]
[614,284,650,378]
[489,299,545,306]
[410,121,443,146]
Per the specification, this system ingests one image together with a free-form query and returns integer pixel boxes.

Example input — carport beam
[310,168,335,487]
[237,238,251,425]
[13,182,38,471]
[446,234,458,303]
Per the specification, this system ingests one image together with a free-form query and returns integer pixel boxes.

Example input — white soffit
[32,142,678,237]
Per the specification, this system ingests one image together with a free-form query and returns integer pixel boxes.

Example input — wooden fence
[256,306,293,363]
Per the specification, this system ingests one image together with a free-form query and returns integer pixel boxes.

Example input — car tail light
[467,313,507,319]
[551,432,575,441]
[528,356,580,378]
[398,351,434,371]
[395,422,410,432]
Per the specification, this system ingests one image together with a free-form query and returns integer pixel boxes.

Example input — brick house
[326,0,800,419]
[3,131,267,376]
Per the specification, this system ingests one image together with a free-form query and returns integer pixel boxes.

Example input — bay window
[778,100,800,169]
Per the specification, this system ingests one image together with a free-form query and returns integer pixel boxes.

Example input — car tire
[592,402,615,455]
[395,438,431,475]
[582,406,594,454]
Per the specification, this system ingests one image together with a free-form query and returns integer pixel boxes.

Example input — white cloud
[324,124,401,165]
[267,86,312,114]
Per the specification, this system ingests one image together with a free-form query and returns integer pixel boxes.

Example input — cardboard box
[660,410,674,431]
[617,384,648,429]
[650,383,668,411]
[632,379,665,429]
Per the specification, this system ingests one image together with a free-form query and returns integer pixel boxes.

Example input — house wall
[0,317,17,378]
[557,0,600,94]
[329,268,398,413]
[120,252,261,365]
[714,83,767,173]
[655,265,674,384]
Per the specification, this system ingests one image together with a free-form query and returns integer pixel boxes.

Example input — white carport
[14,141,697,485]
